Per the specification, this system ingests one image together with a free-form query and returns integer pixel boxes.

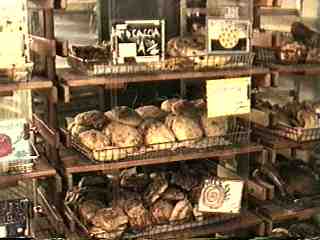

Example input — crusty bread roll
[105,106,142,127]
[79,130,111,150]
[166,115,203,141]
[161,98,181,113]
[169,199,193,222]
[135,105,167,119]
[75,110,106,129]
[104,122,143,149]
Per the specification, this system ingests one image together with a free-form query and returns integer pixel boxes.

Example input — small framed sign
[207,18,251,54]
[199,178,244,214]
[112,20,165,64]
[207,77,251,118]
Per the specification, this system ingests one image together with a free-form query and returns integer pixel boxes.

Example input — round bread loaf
[104,122,143,148]
[75,110,106,129]
[166,115,203,141]
[105,106,142,127]
[135,105,167,119]
[78,130,111,150]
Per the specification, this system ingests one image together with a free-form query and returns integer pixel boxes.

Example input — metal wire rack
[65,199,239,240]
[67,53,254,76]
[252,121,320,143]
[253,46,320,71]
[68,119,250,163]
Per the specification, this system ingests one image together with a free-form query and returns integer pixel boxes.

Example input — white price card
[199,178,244,214]
[207,77,251,118]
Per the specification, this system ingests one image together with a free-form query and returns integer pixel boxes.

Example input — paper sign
[199,178,244,214]
[112,19,165,64]
[207,77,251,118]
[0,119,34,173]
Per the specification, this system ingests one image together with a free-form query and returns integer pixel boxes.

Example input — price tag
[199,178,244,214]
[224,6,239,19]
[207,77,251,118]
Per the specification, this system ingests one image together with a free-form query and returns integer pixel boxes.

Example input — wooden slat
[271,64,320,75]
[248,180,268,201]
[28,0,54,9]
[59,67,270,88]
[30,35,56,57]
[33,114,60,148]
[0,157,56,187]
[61,145,264,174]
[259,202,320,222]
[155,212,262,239]
[257,7,299,16]
[0,78,52,93]
[56,39,68,57]
[28,0,66,9]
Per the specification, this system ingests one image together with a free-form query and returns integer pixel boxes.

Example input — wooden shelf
[0,157,56,187]
[60,144,264,175]
[254,199,320,222]
[185,7,208,15]
[0,77,53,93]
[257,7,299,16]
[156,211,263,239]
[58,67,270,88]
[65,200,263,240]
[270,64,320,75]
[253,132,318,150]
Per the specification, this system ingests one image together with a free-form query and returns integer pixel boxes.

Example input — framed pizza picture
[111,20,165,64]
[207,18,251,54]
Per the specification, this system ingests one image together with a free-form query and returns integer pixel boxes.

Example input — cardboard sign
[207,19,251,54]
[207,77,251,118]
[112,20,165,64]
[0,0,29,68]
[199,178,244,214]
[0,119,36,173]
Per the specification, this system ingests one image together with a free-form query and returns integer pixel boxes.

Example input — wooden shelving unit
[60,144,263,189]
[58,67,270,87]
[0,78,53,93]
[0,157,56,187]
[251,196,320,235]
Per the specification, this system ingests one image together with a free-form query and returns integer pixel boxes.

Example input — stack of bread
[67,99,229,162]
[76,163,233,240]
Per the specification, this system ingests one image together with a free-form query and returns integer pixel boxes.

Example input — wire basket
[68,119,250,163]
[67,53,254,76]
[65,200,240,240]
[253,47,320,71]
[251,121,320,144]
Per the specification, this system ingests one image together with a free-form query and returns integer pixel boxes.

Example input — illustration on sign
[199,178,244,214]
[0,119,35,174]
[207,19,250,53]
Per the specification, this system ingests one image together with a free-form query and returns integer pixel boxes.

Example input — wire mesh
[253,46,320,70]
[67,53,255,76]
[68,118,250,163]
[64,159,244,240]
[252,121,320,143]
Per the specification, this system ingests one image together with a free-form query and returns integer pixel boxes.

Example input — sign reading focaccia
[112,20,165,64]
[207,19,251,54]
[199,178,244,214]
